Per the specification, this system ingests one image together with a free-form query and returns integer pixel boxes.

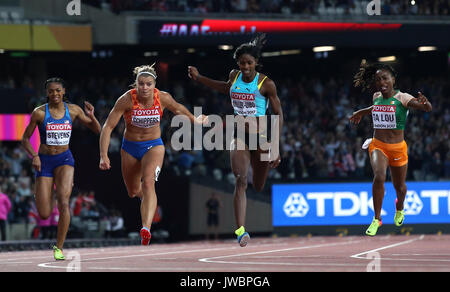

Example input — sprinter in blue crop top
[188,33,284,247]
[22,77,101,261]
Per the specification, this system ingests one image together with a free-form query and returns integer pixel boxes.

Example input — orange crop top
[124,88,163,128]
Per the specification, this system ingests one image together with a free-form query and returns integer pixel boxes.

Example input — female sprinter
[22,77,101,260]
[188,34,284,247]
[349,60,432,236]
[99,64,208,245]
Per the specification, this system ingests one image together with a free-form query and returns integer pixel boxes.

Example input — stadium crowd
[84,0,450,16]
[1,66,449,190]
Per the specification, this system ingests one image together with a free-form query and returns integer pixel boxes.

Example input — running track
[0,234,449,272]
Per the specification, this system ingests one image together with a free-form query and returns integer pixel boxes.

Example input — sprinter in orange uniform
[350,60,432,236]
[99,64,208,245]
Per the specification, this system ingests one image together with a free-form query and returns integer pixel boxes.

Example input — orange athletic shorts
[368,138,408,167]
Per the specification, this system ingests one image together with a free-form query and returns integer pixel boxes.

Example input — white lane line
[198,239,362,266]
[0,244,224,264]
[350,234,425,259]
[37,246,242,270]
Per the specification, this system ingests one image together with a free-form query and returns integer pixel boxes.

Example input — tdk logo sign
[283,191,381,218]
[272,182,450,226]
[283,193,309,217]
[404,191,423,215]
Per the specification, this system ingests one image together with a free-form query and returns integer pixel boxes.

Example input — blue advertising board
[272,182,450,226]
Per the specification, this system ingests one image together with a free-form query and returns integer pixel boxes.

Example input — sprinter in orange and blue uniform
[99,64,208,246]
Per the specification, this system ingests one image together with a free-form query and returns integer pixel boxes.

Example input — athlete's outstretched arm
[21,108,44,172]
[263,78,283,168]
[407,92,432,112]
[159,91,208,125]
[349,105,373,125]
[71,101,101,134]
[99,93,130,170]
[188,66,237,94]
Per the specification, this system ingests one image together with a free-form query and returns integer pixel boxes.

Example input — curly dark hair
[233,33,267,69]
[353,59,397,91]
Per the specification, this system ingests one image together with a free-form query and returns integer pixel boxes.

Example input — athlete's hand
[99,156,111,170]
[84,101,95,117]
[417,92,428,104]
[32,155,41,172]
[349,111,363,125]
[269,154,281,169]
[194,114,209,125]
[188,66,199,81]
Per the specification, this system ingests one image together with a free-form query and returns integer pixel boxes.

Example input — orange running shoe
[140,227,151,245]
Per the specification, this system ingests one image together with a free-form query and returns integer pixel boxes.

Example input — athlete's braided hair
[353,59,397,91]
[233,33,267,70]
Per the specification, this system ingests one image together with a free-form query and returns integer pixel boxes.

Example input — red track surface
[1,234,449,272]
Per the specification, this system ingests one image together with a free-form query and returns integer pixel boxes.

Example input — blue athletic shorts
[121,137,164,161]
[36,149,75,177]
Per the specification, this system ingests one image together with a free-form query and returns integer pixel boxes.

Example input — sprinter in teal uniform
[188,34,284,247]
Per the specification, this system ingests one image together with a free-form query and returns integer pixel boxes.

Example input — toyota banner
[272,182,450,226]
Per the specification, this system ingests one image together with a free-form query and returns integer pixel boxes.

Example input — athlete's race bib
[372,105,396,129]
[231,92,256,116]
[46,123,72,146]
[131,108,161,128]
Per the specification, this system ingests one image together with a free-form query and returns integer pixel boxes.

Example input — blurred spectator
[96,0,450,15]
[29,201,59,239]
[205,193,221,241]
[104,209,125,238]
[0,188,12,241]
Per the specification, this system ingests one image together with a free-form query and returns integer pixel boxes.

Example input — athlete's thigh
[230,140,251,176]
[35,176,55,216]
[53,165,74,199]
[250,149,270,185]
[389,163,408,189]
[140,145,165,181]
[121,149,142,191]
[370,149,389,176]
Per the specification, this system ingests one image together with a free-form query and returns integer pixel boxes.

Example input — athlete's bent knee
[373,172,386,184]
[126,186,141,198]
[234,174,248,190]
[38,211,51,220]
[394,183,407,195]
[253,181,265,192]
[57,201,70,214]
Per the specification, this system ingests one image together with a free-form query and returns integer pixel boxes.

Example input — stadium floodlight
[262,50,301,57]
[378,56,396,62]
[262,51,282,57]
[418,46,437,52]
[218,45,233,50]
[187,48,196,53]
[144,51,158,57]
[281,50,301,56]
[313,46,335,52]
[0,49,4,54]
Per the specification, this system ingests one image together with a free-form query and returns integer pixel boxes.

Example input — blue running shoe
[237,232,250,247]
